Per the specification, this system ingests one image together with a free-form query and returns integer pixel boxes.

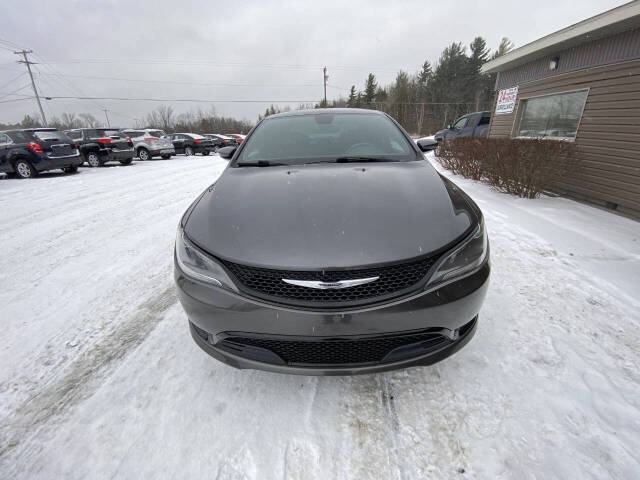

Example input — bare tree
[79,113,99,127]
[145,110,161,129]
[59,113,83,129]
[157,105,175,131]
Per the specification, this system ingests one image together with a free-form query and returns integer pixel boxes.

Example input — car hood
[185,161,475,269]
[434,128,447,138]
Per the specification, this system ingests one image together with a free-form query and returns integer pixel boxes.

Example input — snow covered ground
[1,153,639,479]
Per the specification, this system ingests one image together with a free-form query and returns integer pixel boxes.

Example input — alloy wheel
[16,161,33,178]
[87,153,100,167]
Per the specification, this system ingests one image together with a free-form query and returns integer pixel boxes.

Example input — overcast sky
[0,0,628,126]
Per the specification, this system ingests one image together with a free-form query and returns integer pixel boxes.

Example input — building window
[514,90,588,140]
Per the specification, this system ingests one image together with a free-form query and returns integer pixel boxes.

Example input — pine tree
[363,73,378,106]
[492,37,515,59]
[347,85,357,107]
[390,71,411,126]
[469,37,490,109]
[418,61,433,86]
[374,87,387,103]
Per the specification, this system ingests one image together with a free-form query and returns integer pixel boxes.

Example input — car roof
[265,108,388,119]
[1,128,58,133]
[68,127,121,131]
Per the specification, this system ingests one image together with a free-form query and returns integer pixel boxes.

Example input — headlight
[426,220,488,288]
[175,226,237,291]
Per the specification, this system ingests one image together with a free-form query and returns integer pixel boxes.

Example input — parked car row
[66,128,135,167]
[120,128,175,160]
[0,128,83,178]
[0,126,247,178]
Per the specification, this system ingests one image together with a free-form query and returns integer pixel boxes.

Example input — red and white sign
[495,86,518,114]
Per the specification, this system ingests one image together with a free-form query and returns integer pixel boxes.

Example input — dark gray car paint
[176,108,489,374]
[185,161,473,269]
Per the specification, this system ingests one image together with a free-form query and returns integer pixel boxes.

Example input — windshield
[189,133,206,139]
[235,112,415,166]
[147,130,166,138]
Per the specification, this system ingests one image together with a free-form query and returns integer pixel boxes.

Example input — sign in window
[495,86,519,114]
[515,90,588,140]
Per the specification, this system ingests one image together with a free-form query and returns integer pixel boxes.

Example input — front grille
[219,255,439,307]
[222,330,448,365]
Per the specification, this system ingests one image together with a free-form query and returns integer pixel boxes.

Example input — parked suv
[169,133,213,156]
[65,128,134,167]
[0,128,82,178]
[120,128,175,160]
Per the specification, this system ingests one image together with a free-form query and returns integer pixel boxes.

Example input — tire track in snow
[378,374,405,480]
[0,286,177,471]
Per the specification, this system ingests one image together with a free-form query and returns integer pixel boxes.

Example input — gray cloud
[0,0,627,125]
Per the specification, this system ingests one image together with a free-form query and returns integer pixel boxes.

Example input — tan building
[482,1,640,218]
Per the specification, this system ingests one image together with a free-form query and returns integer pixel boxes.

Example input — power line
[0,84,31,101]
[44,96,320,103]
[0,71,26,91]
[35,73,78,118]
[31,54,121,120]
[32,52,108,111]
[38,59,410,72]
[0,97,33,104]
[30,70,329,89]
[0,38,22,49]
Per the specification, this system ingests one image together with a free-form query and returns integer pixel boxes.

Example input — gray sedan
[175,109,489,375]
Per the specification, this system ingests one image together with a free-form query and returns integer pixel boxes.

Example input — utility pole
[14,49,47,126]
[102,109,110,127]
[323,66,328,106]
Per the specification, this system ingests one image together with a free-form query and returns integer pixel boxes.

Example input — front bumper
[150,147,175,156]
[176,260,489,375]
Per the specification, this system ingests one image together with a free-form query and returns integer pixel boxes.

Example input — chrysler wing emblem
[282,276,379,289]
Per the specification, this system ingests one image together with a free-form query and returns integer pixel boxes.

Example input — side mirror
[218,146,236,159]
[417,138,438,152]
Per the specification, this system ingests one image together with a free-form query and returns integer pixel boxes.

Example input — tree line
[0,106,253,135]
[265,37,514,135]
[2,36,513,136]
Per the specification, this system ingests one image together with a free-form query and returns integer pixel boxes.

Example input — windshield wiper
[334,156,396,163]
[236,160,286,167]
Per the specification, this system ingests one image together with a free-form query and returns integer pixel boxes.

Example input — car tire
[14,159,37,178]
[63,165,79,173]
[161,154,171,159]
[202,150,210,156]
[185,146,194,156]
[119,158,133,165]
[138,148,150,161]
[86,152,102,167]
